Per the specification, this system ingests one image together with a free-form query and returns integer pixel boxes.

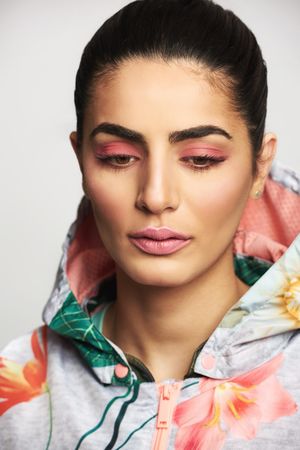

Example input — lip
[129,226,191,241]
[129,237,191,255]
[128,226,192,255]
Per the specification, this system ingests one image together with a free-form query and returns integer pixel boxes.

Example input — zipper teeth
[152,429,162,450]
[153,425,169,450]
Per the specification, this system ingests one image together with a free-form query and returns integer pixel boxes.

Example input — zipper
[151,381,183,450]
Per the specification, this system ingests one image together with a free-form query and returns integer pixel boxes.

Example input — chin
[122,260,195,288]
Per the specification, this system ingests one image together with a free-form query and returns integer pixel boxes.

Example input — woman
[1,0,300,448]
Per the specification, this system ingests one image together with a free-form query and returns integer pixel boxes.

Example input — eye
[181,155,226,172]
[95,153,226,173]
[95,154,138,170]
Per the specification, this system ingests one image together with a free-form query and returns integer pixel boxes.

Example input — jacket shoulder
[0,327,41,360]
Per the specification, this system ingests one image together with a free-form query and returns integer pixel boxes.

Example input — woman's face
[72,58,259,287]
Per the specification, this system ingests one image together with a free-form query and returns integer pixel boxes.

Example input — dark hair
[74,0,268,174]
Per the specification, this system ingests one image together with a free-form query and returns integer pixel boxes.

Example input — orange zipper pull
[152,381,183,450]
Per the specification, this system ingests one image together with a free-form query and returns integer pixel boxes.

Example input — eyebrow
[90,122,233,146]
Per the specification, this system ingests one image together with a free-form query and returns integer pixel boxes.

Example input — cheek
[92,187,127,228]
[84,170,132,232]
[186,167,252,229]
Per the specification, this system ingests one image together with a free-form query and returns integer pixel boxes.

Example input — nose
[135,154,180,214]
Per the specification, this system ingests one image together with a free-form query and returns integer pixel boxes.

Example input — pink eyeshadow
[94,141,228,159]
[94,141,139,156]
[180,146,228,158]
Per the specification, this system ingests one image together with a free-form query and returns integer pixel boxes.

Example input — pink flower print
[173,353,297,450]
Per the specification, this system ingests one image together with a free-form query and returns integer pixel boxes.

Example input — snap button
[114,363,129,379]
[201,353,216,370]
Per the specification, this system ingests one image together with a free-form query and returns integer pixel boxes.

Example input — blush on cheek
[88,181,131,238]
[192,174,251,228]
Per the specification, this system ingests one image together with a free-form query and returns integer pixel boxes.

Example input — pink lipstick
[128,226,192,255]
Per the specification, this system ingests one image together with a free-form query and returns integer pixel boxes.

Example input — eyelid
[180,146,227,157]
[94,141,141,155]
[95,139,227,153]
[95,153,226,165]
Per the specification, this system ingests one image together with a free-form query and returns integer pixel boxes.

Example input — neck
[103,247,249,382]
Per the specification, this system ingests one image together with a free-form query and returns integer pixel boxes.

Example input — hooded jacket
[1,159,300,450]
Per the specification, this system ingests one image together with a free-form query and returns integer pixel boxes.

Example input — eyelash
[95,154,225,172]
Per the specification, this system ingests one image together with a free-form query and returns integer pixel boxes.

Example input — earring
[254,190,262,199]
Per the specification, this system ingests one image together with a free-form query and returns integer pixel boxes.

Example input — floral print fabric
[173,353,297,450]
[0,326,48,415]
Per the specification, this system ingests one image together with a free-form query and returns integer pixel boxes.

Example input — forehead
[86,58,244,137]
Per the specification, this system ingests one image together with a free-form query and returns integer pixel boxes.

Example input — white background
[1,0,299,348]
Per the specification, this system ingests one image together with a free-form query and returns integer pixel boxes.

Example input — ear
[250,132,277,199]
[69,131,83,173]
[69,131,89,199]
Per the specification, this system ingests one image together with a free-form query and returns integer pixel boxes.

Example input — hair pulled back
[74,0,268,172]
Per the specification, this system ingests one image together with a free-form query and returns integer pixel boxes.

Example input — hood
[42,160,300,386]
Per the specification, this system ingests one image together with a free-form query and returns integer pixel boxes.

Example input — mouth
[129,226,191,241]
[128,236,192,255]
